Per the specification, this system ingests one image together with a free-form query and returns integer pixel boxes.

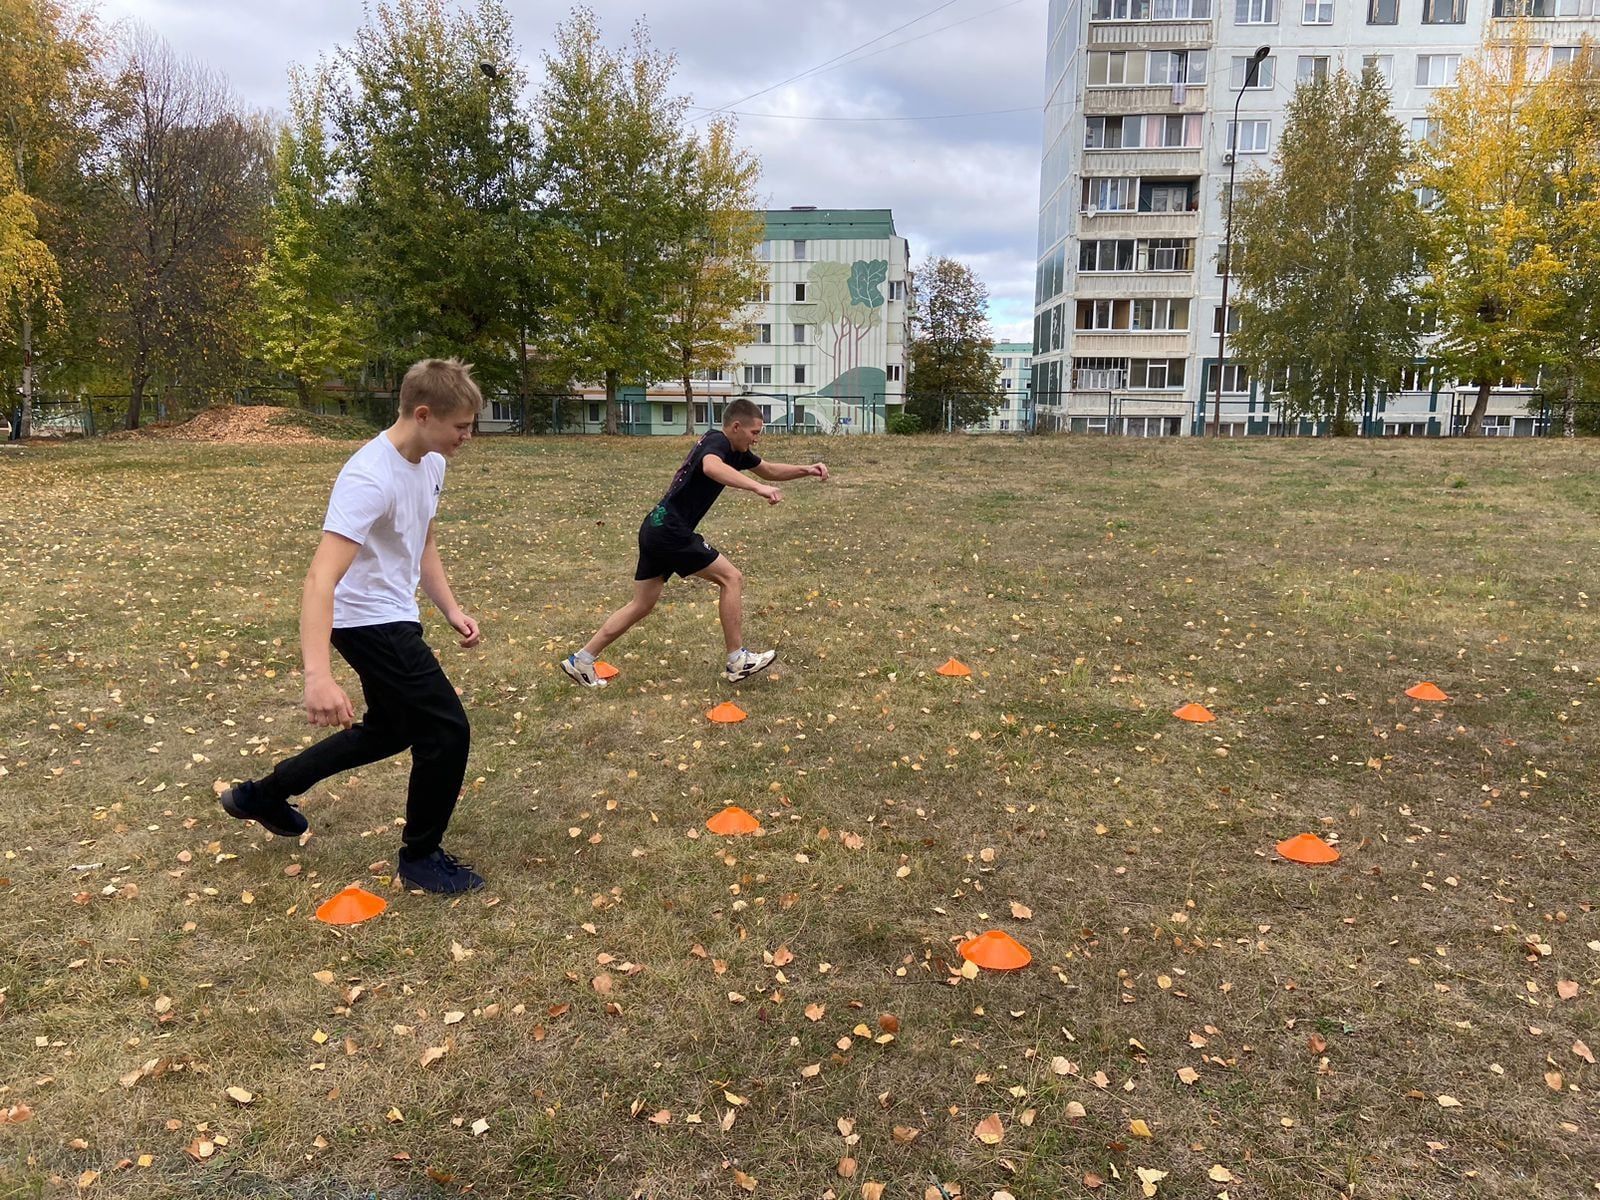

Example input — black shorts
[635,515,720,581]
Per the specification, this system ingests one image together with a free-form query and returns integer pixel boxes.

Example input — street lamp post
[1212,45,1271,439]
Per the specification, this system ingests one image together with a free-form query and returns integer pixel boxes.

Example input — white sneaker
[723,648,776,683]
[561,654,607,688]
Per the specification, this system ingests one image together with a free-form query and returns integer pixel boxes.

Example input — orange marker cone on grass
[706,701,747,724]
[959,930,1032,971]
[706,806,762,836]
[1173,702,1215,723]
[1405,682,1448,702]
[1275,834,1340,865]
[315,885,388,925]
[594,661,619,681]
[937,658,972,677]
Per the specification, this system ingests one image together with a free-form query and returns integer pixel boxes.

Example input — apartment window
[1153,0,1212,13]
[793,239,807,260]
[756,242,772,261]
[1140,180,1196,212]
[1076,298,1122,329]
[1086,115,1136,149]
[1422,0,1465,20]
[750,283,772,303]
[1397,364,1435,392]
[753,323,772,344]
[1236,0,1277,23]
[1091,0,1150,18]
[1226,119,1271,153]
[1080,240,1137,271]
[1217,242,1238,275]
[793,323,808,344]
[1367,0,1398,19]
[1303,0,1333,20]
[888,280,905,300]
[1206,362,1251,393]
[1074,357,1128,388]
[1415,184,1442,207]
[794,365,807,385]
[1148,50,1207,85]
[1141,238,1193,271]
[1084,177,1138,212]
[1088,50,1132,85]
[1150,114,1202,147]
[1002,377,1013,390]
[1362,54,1394,84]
[1409,116,1443,145]
[886,364,902,382]
[489,400,514,422]
[1297,56,1330,84]
[1495,0,1556,11]
[694,402,711,425]
[661,404,675,425]
[1557,0,1598,13]
[742,365,772,385]
[1129,358,1186,388]
[1417,54,1460,86]
[1551,45,1580,69]
[794,282,807,302]
[1232,55,1276,88]
[588,402,601,423]
[1132,297,1189,330]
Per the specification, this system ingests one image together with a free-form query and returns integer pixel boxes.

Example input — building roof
[762,207,898,240]
[991,342,1033,353]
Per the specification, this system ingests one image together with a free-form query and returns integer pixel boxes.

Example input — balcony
[1089,23,1216,47]
[1071,332,1192,357]
[1073,273,1198,297]
[1079,211,1199,236]
[1084,85,1208,115]
[1082,149,1204,175]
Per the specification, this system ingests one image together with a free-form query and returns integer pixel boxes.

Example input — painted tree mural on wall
[793,258,887,397]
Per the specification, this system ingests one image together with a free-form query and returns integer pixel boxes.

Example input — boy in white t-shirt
[220,359,487,894]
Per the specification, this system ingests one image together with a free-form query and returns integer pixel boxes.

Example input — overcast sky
[92,0,1044,343]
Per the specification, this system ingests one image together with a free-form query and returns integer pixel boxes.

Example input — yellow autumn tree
[662,116,765,434]
[1418,23,1565,436]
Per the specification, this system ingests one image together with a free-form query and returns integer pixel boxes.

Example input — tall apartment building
[969,342,1037,432]
[495,207,910,436]
[1033,0,1600,436]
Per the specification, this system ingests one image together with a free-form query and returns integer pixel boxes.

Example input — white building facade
[1033,0,1600,436]
[488,207,911,436]
[969,342,1036,432]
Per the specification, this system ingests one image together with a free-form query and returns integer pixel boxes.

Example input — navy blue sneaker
[219,780,308,838]
[398,849,485,894]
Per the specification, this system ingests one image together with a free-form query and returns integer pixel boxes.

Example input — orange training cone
[594,661,619,681]
[1405,682,1449,702]
[315,885,388,925]
[1275,833,1341,865]
[1173,703,1216,723]
[706,805,762,836]
[706,701,747,724]
[937,658,972,677]
[959,930,1033,972]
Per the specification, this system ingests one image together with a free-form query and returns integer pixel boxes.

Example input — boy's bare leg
[582,577,667,658]
[694,556,744,654]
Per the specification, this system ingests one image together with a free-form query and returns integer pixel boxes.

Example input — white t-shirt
[322,434,446,628]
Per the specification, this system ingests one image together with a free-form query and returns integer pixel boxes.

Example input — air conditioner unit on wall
[1086,205,1099,218]
[1222,152,1235,165]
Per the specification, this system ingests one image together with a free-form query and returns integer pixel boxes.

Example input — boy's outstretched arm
[421,521,481,647]
[703,454,785,504]
[302,533,361,727]
[754,460,829,483]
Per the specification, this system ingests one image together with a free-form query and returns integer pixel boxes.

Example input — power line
[810,0,1031,78]
[687,104,1039,123]
[691,0,966,122]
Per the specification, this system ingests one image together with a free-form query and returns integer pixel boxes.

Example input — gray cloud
[96,0,1043,342]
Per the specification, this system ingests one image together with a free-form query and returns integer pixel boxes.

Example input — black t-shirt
[651,430,762,531]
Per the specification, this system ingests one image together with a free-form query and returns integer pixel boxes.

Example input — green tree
[533,7,690,434]
[904,255,1001,431]
[1524,43,1600,436]
[662,116,764,434]
[1419,25,1564,436]
[328,0,534,395]
[252,66,372,407]
[1229,67,1424,435]
[0,0,102,437]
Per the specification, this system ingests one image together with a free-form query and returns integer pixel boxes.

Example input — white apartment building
[481,207,911,435]
[969,342,1037,432]
[1033,0,1600,436]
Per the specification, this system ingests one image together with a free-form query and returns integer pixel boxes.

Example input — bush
[887,412,922,436]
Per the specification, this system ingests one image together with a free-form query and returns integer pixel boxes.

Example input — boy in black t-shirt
[562,397,829,686]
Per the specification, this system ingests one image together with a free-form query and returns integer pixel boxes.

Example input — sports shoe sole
[398,866,487,894]
[219,787,306,838]
[560,658,606,688]
[722,653,777,684]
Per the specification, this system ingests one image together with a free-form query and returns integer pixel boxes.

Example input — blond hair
[399,358,483,417]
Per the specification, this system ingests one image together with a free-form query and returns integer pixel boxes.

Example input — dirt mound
[129,405,336,444]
